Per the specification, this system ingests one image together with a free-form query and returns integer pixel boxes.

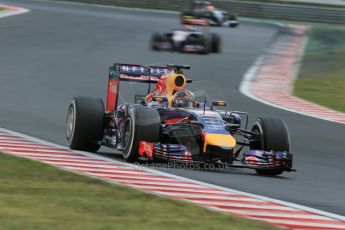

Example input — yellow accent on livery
[166,73,187,106]
[203,133,236,152]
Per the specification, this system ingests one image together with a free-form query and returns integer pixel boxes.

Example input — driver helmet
[172,89,195,108]
[205,2,215,11]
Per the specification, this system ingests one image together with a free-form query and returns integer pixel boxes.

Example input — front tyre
[251,117,290,176]
[211,33,221,53]
[66,96,104,152]
[228,14,238,28]
[198,35,211,55]
[229,23,238,28]
[122,106,160,162]
[151,33,162,50]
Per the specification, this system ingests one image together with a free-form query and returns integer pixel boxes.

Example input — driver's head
[205,2,215,11]
[172,89,195,108]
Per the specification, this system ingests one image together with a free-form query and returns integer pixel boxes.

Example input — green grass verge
[0,153,278,230]
[294,25,345,113]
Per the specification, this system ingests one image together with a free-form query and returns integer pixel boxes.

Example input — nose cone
[203,133,236,152]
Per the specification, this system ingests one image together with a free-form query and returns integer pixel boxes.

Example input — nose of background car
[203,133,236,152]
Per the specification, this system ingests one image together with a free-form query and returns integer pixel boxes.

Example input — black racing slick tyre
[122,106,160,162]
[151,33,162,50]
[66,96,104,152]
[198,36,211,55]
[229,14,238,28]
[229,23,238,28]
[211,33,221,53]
[251,117,290,176]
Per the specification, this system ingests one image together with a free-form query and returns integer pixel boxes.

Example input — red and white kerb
[0,129,345,230]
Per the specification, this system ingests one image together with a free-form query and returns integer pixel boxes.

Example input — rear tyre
[211,33,221,53]
[122,106,160,162]
[251,117,290,176]
[66,96,104,152]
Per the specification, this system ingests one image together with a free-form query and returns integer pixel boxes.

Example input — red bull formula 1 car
[66,63,293,176]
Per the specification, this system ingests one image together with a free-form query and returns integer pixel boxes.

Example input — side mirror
[152,96,168,103]
[225,123,240,131]
[211,100,226,110]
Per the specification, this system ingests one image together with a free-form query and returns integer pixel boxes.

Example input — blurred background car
[151,25,221,54]
[180,0,239,28]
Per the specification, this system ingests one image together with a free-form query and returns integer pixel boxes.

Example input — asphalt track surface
[1,0,344,215]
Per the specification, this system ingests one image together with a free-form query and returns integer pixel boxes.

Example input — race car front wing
[138,141,294,171]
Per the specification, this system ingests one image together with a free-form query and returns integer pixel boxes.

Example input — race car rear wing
[116,63,173,78]
[106,63,192,112]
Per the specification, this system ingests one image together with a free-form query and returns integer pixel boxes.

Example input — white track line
[253,218,345,229]
[239,24,345,125]
[225,210,334,220]
[0,4,29,18]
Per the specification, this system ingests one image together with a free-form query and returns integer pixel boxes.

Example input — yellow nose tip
[203,133,236,152]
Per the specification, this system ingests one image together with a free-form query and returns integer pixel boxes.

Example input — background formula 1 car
[151,27,221,54]
[181,1,239,28]
[66,63,293,176]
